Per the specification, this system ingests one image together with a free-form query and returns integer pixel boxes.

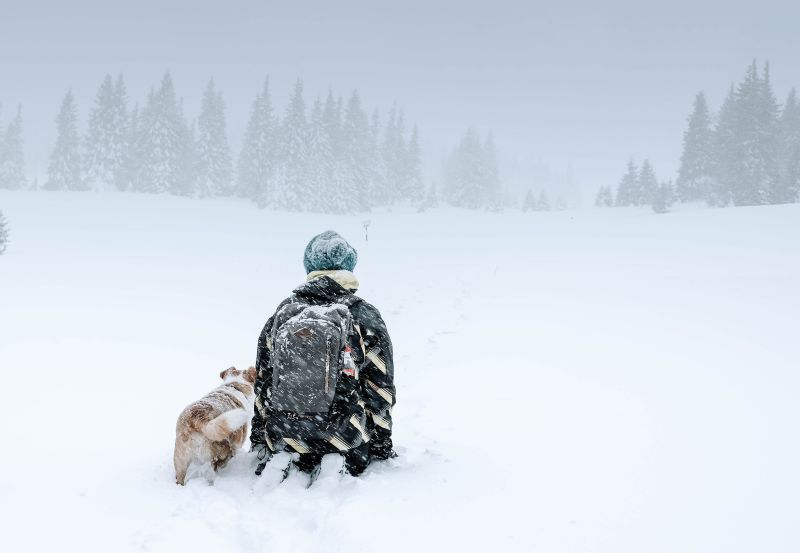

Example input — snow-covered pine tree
[84,74,128,190]
[594,185,614,207]
[757,62,781,204]
[522,188,536,211]
[341,91,371,212]
[196,79,233,197]
[373,106,395,207]
[638,159,658,206]
[305,96,333,212]
[237,77,277,205]
[367,109,386,206]
[381,105,407,205]
[133,74,185,194]
[537,190,551,211]
[0,105,26,190]
[727,61,779,206]
[45,90,83,191]
[405,124,425,207]
[173,118,199,197]
[111,75,130,190]
[482,132,501,210]
[770,88,800,204]
[709,84,737,207]
[554,196,568,210]
[676,91,714,202]
[444,128,501,210]
[652,180,676,214]
[118,103,140,192]
[422,181,439,211]
[320,90,347,212]
[273,79,309,211]
[614,160,638,206]
[0,210,8,255]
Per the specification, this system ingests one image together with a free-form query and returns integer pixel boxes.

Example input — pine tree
[196,79,233,197]
[482,132,501,210]
[382,105,407,205]
[537,190,551,211]
[637,159,658,206]
[615,160,638,206]
[709,85,737,207]
[133,74,186,194]
[554,196,568,210]
[341,90,371,212]
[522,188,536,211]
[173,118,199,197]
[305,96,333,212]
[594,185,614,207]
[725,61,779,206]
[84,74,128,190]
[320,90,348,212]
[756,62,780,203]
[676,92,714,202]
[118,103,140,192]
[0,105,26,190]
[111,75,130,190]
[444,128,500,210]
[405,124,425,206]
[237,77,277,205]
[652,180,675,214]
[423,181,439,211]
[274,79,308,211]
[772,88,800,203]
[367,109,385,206]
[45,90,83,191]
[0,210,8,255]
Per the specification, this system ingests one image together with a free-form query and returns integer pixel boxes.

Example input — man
[250,230,395,477]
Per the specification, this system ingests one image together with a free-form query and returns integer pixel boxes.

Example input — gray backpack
[268,298,357,413]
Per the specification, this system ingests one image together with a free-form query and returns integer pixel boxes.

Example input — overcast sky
[1,0,798,197]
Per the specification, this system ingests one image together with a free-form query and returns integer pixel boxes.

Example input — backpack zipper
[325,337,331,393]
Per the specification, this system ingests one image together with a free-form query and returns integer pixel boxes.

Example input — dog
[174,366,257,485]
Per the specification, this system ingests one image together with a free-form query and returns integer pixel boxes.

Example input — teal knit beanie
[303,231,358,274]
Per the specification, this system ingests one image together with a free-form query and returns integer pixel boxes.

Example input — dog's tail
[202,409,250,442]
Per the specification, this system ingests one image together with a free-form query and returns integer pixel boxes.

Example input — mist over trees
[601,158,676,214]
[0,72,451,214]
[601,61,800,213]
[45,91,83,191]
[0,105,26,190]
[444,129,500,210]
[84,75,128,191]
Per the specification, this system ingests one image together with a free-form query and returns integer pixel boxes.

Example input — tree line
[597,61,800,213]
[0,73,507,213]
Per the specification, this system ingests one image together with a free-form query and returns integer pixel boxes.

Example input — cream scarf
[306,269,360,291]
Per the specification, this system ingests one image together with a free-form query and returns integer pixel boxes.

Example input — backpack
[267,296,358,413]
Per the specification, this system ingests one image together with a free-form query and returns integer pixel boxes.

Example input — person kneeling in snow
[250,230,396,477]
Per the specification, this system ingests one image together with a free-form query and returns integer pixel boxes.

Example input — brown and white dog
[174,366,257,485]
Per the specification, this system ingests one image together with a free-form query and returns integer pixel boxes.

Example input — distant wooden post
[362,220,372,243]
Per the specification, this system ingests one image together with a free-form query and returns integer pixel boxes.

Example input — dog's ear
[244,366,257,383]
[219,366,236,380]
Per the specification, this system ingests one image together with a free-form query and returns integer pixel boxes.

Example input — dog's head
[219,366,257,385]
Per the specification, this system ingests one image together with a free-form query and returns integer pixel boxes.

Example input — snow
[1,190,799,552]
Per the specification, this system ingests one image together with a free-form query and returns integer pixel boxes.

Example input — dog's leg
[174,437,192,486]
[211,441,234,472]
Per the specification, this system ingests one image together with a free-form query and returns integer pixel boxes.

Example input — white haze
[2,0,800,201]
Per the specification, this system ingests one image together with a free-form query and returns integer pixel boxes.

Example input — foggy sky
[1,0,799,198]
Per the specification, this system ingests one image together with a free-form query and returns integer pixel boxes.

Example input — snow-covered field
[1,190,798,553]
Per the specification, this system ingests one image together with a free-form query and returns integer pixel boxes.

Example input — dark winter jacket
[250,273,395,459]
